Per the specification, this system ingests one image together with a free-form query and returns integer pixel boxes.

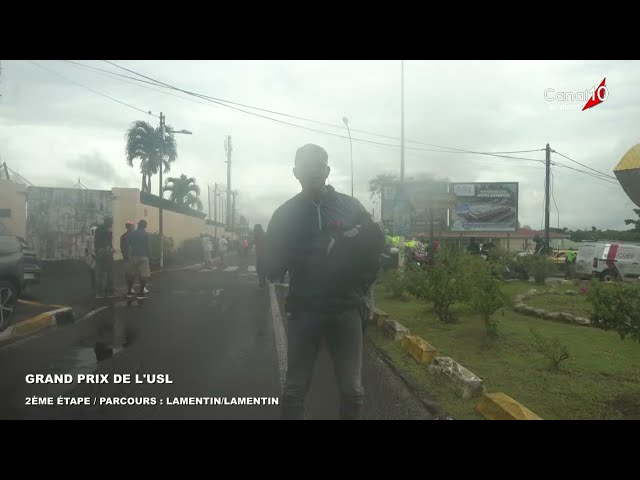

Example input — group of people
[200,233,229,268]
[85,217,151,299]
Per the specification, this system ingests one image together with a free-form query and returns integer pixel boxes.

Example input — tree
[125,120,178,194]
[624,208,640,232]
[369,173,398,201]
[164,174,203,211]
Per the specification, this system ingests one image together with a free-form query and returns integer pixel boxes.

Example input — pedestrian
[202,233,213,267]
[266,143,385,420]
[253,224,267,288]
[218,235,229,266]
[125,219,151,297]
[94,217,117,298]
[120,220,135,281]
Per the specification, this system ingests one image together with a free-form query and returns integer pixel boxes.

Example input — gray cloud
[1,60,638,232]
[67,151,133,189]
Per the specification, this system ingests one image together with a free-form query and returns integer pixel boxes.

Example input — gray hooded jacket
[266,185,385,314]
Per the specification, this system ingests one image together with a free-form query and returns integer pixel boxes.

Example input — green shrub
[467,255,509,338]
[423,248,473,323]
[148,234,175,265]
[587,280,640,343]
[530,328,571,370]
[385,269,408,298]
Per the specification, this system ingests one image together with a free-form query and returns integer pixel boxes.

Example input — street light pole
[399,60,406,268]
[158,113,192,269]
[401,60,405,183]
[159,112,165,268]
[342,117,353,197]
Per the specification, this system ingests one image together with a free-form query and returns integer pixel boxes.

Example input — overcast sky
[1,60,638,231]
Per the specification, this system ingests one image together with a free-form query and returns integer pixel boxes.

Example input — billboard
[381,181,448,236]
[449,182,518,232]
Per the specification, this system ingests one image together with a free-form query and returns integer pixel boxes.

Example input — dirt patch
[609,392,640,419]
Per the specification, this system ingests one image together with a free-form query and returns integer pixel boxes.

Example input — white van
[575,243,606,279]
[596,243,640,282]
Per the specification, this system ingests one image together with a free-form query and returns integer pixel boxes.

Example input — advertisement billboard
[380,181,449,236]
[449,182,518,232]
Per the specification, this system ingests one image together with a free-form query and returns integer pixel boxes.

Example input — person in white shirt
[202,233,213,266]
[218,236,229,265]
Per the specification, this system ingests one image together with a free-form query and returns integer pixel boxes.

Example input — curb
[0,307,75,344]
[373,306,542,419]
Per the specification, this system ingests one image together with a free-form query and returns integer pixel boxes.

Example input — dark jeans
[95,254,114,294]
[257,257,266,286]
[281,308,364,420]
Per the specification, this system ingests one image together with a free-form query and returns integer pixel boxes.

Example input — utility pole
[231,190,237,239]
[207,184,211,219]
[401,60,405,183]
[213,182,218,237]
[225,136,232,230]
[398,60,406,268]
[545,143,551,255]
[159,112,165,268]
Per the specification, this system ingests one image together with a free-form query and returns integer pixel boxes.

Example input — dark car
[0,235,24,332]
[17,237,41,286]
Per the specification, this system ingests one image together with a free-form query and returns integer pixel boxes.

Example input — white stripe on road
[223,266,239,272]
[248,266,256,272]
[268,282,287,391]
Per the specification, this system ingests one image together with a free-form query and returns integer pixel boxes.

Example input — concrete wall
[111,187,230,260]
[0,181,27,238]
[26,186,113,260]
[2,183,234,261]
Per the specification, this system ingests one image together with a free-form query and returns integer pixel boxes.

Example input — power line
[61,60,214,109]
[25,61,158,118]
[52,61,551,172]
[100,60,547,161]
[551,149,617,180]
[551,161,620,185]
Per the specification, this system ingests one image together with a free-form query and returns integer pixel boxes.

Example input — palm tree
[164,174,203,211]
[125,120,178,194]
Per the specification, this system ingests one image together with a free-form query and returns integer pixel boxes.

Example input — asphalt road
[0,255,434,420]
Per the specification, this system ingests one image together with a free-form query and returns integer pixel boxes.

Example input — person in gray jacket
[266,143,385,420]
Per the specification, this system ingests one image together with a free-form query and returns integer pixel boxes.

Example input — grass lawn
[526,293,593,319]
[370,277,640,420]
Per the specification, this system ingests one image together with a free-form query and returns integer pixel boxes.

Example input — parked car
[0,234,24,332]
[17,236,41,286]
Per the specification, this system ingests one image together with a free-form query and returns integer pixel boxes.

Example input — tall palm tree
[164,174,203,211]
[125,120,178,194]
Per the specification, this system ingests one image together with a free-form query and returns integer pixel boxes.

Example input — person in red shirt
[253,224,267,288]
